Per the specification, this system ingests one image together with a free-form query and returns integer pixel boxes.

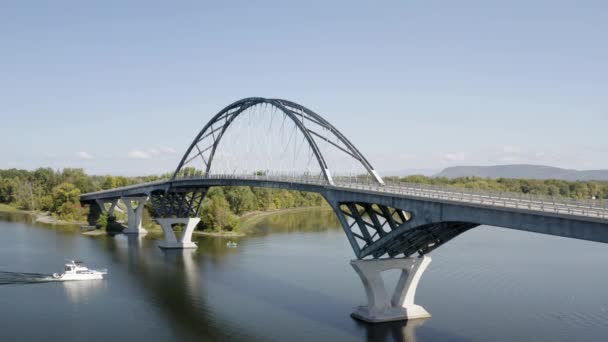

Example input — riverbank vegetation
[385,175,608,200]
[0,168,327,233]
[2,168,607,233]
[0,168,159,222]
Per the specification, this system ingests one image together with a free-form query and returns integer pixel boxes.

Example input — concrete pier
[351,256,431,323]
[95,198,119,217]
[156,218,200,249]
[122,196,148,234]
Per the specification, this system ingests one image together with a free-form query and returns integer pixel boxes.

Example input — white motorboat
[226,241,238,248]
[52,260,107,281]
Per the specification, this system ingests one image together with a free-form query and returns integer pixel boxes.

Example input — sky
[1,0,606,176]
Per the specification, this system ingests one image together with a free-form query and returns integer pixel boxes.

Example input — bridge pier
[122,196,148,234]
[351,256,431,323]
[156,218,200,249]
[95,198,119,217]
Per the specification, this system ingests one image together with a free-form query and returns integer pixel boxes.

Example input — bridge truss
[172,97,384,185]
[79,97,608,323]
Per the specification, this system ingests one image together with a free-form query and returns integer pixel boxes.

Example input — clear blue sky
[1,0,606,175]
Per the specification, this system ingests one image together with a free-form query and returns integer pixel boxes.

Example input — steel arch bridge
[80,97,608,323]
[172,97,384,185]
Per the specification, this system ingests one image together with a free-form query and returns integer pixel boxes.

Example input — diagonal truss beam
[333,201,478,259]
[172,97,385,185]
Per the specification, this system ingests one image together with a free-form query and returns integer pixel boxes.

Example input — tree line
[0,168,327,230]
[386,175,608,200]
[0,168,161,221]
[2,168,606,230]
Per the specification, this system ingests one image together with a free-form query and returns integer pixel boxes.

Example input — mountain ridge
[434,164,608,181]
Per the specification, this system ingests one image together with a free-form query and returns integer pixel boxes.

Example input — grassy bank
[1,201,329,237]
[0,203,20,213]
[0,203,84,226]
[238,206,331,230]
[193,206,330,236]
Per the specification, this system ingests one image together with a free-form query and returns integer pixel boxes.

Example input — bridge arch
[172,97,384,185]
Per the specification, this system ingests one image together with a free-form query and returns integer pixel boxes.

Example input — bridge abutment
[122,196,149,234]
[156,218,200,249]
[351,256,431,323]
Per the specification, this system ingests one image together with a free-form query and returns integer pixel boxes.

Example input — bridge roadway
[76,97,608,323]
[81,174,608,323]
[81,174,608,220]
[82,174,608,259]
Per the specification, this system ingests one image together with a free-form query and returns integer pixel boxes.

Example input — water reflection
[63,279,105,303]
[356,319,428,342]
[100,233,254,340]
[248,208,340,235]
[9,207,608,341]
[161,249,199,294]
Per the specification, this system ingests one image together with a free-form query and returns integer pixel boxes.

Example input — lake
[1,209,608,341]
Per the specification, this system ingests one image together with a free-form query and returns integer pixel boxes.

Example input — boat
[226,241,238,248]
[52,260,107,281]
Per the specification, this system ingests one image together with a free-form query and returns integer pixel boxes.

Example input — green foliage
[224,186,256,214]
[96,213,109,228]
[0,168,163,221]
[196,186,328,232]
[396,175,608,200]
[51,183,81,210]
[51,182,85,220]
[13,180,35,210]
[0,177,16,203]
[200,194,240,232]
[251,187,274,210]
[174,167,205,178]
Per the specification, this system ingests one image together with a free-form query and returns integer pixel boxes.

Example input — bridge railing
[177,173,329,186]
[84,173,607,220]
[183,173,608,219]
[80,179,171,198]
[332,177,608,219]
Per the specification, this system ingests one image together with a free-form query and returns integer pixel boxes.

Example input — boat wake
[0,271,58,285]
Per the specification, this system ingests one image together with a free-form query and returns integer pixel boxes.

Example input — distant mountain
[435,164,608,181]
[381,168,440,177]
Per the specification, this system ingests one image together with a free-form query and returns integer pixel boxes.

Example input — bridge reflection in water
[99,227,427,341]
[80,97,608,323]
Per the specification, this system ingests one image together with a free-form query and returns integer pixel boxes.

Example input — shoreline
[239,206,330,228]
[193,206,330,237]
[0,203,331,237]
[0,204,85,226]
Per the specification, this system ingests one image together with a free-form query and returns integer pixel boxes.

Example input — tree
[251,187,275,210]
[0,177,16,203]
[102,176,118,190]
[200,195,239,232]
[224,186,256,214]
[51,182,84,220]
[13,180,35,210]
[61,168,95,193]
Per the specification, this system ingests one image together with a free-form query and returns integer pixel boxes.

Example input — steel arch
[172,97,384,185]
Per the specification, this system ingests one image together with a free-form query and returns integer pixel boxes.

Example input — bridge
[80,97,608,323]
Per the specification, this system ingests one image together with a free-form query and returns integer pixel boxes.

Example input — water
[1,209,608,341]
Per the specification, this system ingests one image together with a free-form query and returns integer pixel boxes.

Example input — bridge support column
[95,198,119,217]
[122,196,148,234]
[351,256,431,323]
[156,218,200,249]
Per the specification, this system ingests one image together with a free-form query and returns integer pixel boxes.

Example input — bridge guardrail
[82,174,608,220]
[180,174,608,219]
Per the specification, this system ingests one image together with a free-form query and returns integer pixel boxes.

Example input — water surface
[1,209,608,341]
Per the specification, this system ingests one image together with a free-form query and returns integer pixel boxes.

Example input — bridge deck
[81,174,608,221]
